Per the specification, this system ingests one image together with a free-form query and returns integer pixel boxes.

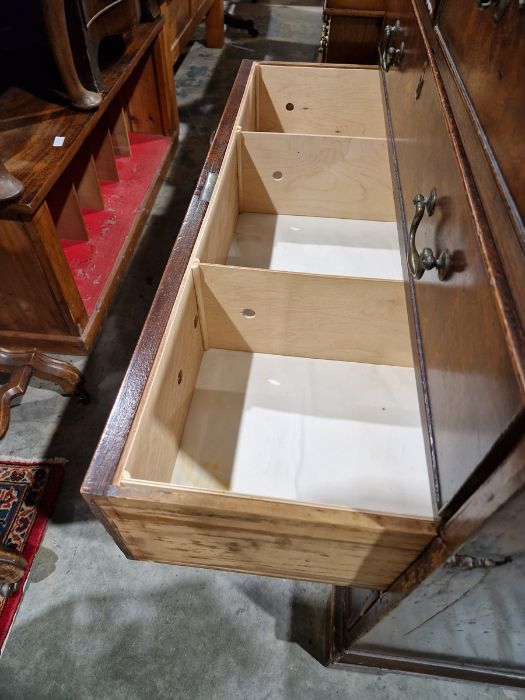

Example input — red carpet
[0,457,65,654]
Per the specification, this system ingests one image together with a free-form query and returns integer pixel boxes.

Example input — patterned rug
[0,457,65,654]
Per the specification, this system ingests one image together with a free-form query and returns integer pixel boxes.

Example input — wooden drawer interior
[105,63,437,587]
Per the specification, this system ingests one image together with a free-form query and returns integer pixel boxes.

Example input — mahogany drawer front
[435,0,525,226]
[383,2,523,507]
[82,61,439,589]
[325,0,385,10]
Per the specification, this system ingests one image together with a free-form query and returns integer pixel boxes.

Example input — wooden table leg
[0,547,27,598]
[206,0,225,49]
[0,348,89,439]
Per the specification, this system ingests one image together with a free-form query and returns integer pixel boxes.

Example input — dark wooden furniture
[160,0,224,65]
[0,348,88,438]
[320,0,385,64]
[0,547,26,599]
[0,19,178,354]
[82,0,525,686]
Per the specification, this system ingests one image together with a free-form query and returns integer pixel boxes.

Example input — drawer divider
[192,260,210,350]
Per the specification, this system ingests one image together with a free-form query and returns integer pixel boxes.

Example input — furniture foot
[206,0,225,48]
[0,159,24,202]
[0,348,87,439]
[0,547,27,598]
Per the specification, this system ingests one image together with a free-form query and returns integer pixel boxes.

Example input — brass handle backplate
[407,188,451,281]
[379,20,405,72]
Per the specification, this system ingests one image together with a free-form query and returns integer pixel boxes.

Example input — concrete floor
[1,3,524,698]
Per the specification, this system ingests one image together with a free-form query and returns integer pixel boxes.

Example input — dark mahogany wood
[421,3,525,386]
[330,434,525,686]
[330,0,525,685]
[0,347,87,438]
[322,1,385,65]
[380,0,523,509]
[436,0,525,231]
[0,20,162,220]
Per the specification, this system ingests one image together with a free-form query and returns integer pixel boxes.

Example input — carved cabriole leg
[0,547,27,598]
[0,159,23,202]
[0,348,88,439]
[41,0,102,111]
[0,366,32,439]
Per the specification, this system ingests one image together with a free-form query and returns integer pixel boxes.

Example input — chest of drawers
[82,0,525,684]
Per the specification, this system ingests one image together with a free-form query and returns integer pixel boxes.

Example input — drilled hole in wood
[273,171,283,181]
[193,314,198,328]
[286,102,294,111]
[242,308,256,319]
[178,370,183,384]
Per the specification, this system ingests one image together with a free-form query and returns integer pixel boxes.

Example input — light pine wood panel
[72,155,104,211]
[240,132,395,220]
[257,65,386,137]
[92,486,436,587]
[93,130,119,182]
[120,279,204,482]
[195,143,239,265]
[110,108,132,157]
[198,264,413,366]
[47,182,89,241]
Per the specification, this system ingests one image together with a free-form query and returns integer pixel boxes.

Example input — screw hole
[285,102,294,111]
[178,370,183,384]
[272,171,283,181]
[242,308,256,319]
[193,314,198,328]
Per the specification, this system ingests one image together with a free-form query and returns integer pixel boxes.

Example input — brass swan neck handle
[407,188,451,281]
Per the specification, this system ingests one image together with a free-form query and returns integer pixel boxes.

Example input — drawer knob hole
[178,370,183,384]
[242,308,256,319]
[273,171,283,181]
[193,314,198,328]
[285,102,294,111]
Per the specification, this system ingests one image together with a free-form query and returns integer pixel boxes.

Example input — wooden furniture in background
[0,348,87,439]
[0,19,178,354]
[0,547,26,599]
[320,0,385,64]
[160,0,224,65]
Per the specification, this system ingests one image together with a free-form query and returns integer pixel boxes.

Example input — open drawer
[82,61,439,589]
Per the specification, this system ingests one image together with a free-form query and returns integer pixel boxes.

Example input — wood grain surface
[240,132,395,220]
[198,263,413,366]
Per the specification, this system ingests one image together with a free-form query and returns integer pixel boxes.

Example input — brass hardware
[476,0,523,20]
[415,62,427,100]
[379,20,404,72]
[318,18,330,53]
[407,188,451,281]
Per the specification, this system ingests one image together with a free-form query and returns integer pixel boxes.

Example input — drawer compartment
[83,61,441,589]
[252,65,386,137]
[107,266,434,587]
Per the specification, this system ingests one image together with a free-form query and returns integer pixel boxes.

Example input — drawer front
[436,0,525,225]
[92,486,435,588]
[383,1,522,507]
[325,0,385,10]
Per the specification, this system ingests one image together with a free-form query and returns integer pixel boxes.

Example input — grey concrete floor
[1,3,524,698]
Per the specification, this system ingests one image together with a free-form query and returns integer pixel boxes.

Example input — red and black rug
[0,457,65,654]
